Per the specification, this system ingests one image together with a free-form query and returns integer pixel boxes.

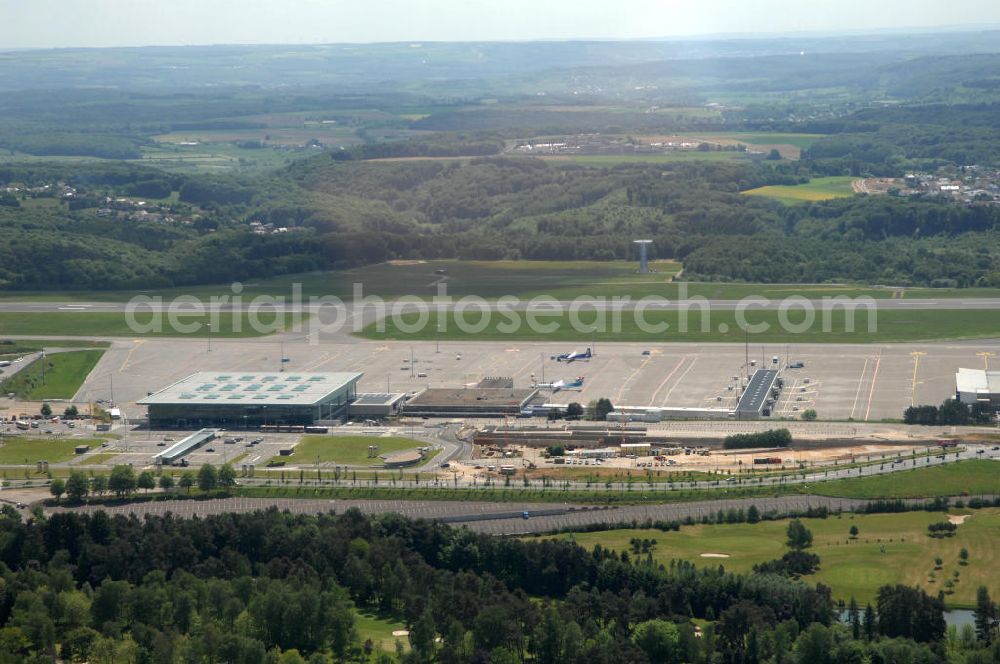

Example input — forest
[5,151,1000,290]
[2,35,1000,292]
[0,506,996,663]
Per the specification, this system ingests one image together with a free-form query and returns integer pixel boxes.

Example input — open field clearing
[544,508,1000,606]
[354,612,409,654]
[680,132,825,149]
[360,307,1000,343]
[140,142,315,172]
[152,126,360,146]
[0,437,100,464]
[812,460,1000,499]
[537,151,747,165]
[268,435,427,466]
[742,176,858,204]
[0,350,104,399]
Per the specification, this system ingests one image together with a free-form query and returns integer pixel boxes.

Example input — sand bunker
[948,514,971,525]
[392,630,410,637]
[700,553,731,558]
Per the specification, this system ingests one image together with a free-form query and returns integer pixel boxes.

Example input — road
[235,442,998,491]
[46,493,999,535]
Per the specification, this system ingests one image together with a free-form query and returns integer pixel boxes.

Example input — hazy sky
[4,0,1000,49]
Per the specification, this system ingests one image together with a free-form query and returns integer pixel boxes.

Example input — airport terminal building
[139,372,362,428]
[735,369,780,419]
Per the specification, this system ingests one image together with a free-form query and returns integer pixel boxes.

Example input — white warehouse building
[955,368,1000,408]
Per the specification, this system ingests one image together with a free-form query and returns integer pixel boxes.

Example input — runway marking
[910,351,926,406]
[574,357,614,400]
[648,356,688,406]
[616,355,653,403]
[514,353,543,383]
[849,356,871,421]
[660,356,699,406]
[863,352,882,422]
[118,339,146,372]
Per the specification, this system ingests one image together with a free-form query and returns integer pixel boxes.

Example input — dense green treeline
[0,506,991,663]
[0,207,326,290]
[798,103,1000,173]
[5,152,1000,289]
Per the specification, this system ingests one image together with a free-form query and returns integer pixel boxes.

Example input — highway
[46,492,999,536]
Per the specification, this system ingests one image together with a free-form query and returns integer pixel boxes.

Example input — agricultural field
[360,307,1000,343]
[269,435,427,467]
[545,508,1000,607]
[140,142,318,173]
[741,176,857,204]
[0,437,99,464]
[683,132,825,150]
[0,312,304,338]
[0,350,104,400]
[541,151,747,165]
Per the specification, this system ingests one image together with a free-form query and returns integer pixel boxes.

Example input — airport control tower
[634,240,653,274]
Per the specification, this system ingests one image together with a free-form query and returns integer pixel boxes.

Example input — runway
[1,298,1000,313]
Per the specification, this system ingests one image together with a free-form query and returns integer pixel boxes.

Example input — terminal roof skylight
[138,372,363,407]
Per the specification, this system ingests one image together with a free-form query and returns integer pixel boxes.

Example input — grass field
[812,460,1000,499]
[5,260,1000,304]
[0,437,99,464]
[682,132,825,149]
[0,339,109,360]
[355,611,409,655]
[541,152,747,165]
[80,452,120,466]
[0,350,104,400]
[270,435,427,467]
[140,142,319,173]
[359,307,1000,343]
[0,312,303,338]
[544,509,1000,607]
[742,176,857,204]
[0,260,680,303]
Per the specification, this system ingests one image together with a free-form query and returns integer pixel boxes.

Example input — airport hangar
[955,368,1000,409]
[139,372,364,428]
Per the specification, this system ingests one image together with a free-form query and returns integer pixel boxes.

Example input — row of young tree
[0,506,997,663]
[49,464,237,503]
